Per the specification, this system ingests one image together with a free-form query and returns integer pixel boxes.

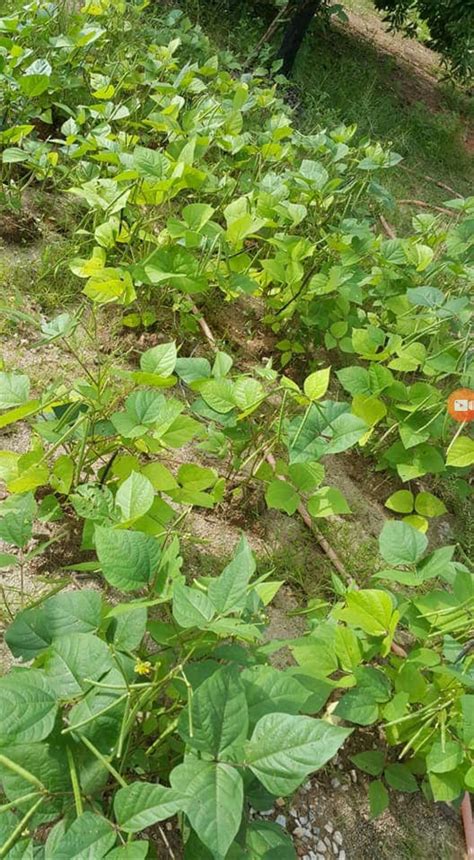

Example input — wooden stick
[461,792,474,858]
[398,199,455,215]
[379,215,396,239]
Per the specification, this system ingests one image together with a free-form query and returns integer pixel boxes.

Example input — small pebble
[333,842,339,854]
[165,822,172,831]
[325,823,334,834]
[341,784,350,792]
[331,778,341,789]
[334,831,343,846]
[317,840,326,853]
[276,815,287,828]
[317,855,325,860]
[339,852,346,860]
[276,797,285,807]
[300,815,308,825]
[294,827,306,838]
[303,781,312,791]
[350,769,357,783]
[324,837,331,848]
[260,809,274,816]
[290,807,298,817]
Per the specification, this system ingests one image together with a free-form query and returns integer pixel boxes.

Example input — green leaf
[385,490,414,514]
[0,372,30,408]
[446,437,474,468]
[339,589,394,636]
[180,664,248,758]
[233,377,264,411]
[95,526,161,591]
[19,58,51,97]
[140,342,177,377]
[368,780,389,818]
[384,763,418,793]
[175,357,211,384]
[0,670,57,745]
[171,758,243,858]
[265,479,300,516]
[208,535,255,614]
[115,471,155,525]
[245,713,350,795]
[350,750,385,777]
[200,379,236,414]
[303,368,330,401]
[106,844,149,860]
[414,492,447,518]
[114,782,183,832]
[429,770,464,803]
[53,811,116,859]
[426,740,463,774]
[5,589,102,659]
[110,605,147,652]
[242,666,309,725]
[335,691,378,726]
[173,583,215,629]
[246,821,296,859]
[133,145,168,178]
[307,487,351,517]
[379,521,428,566]
[43,632,114,699]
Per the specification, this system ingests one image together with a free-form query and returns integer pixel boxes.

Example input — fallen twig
[379,215,396,239]
[398,199,455,215]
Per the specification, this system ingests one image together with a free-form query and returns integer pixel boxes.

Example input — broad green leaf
[352,394,386,426]
[303,367,330,401]
[177,464,217,491]
[115,471,154,524]
[106,844,149,860]
[208,535,255,613]
[212,351,233,378]
[335,691,379,726]
[173,583,215,628]
[334,625,362,671]
[429,770,464,803]
[53,811,116,859]
[368,780,389,818]
[446,437,474,468]
[233,377,264,411]
[0,372,30,408]
[171,758,243,858]
[339,590,394,636]
[414,492,446,518]
[200,379,236,414]
[379,521,428,566]
[180,664,248,758]
[246,821,295,860]
[242,665,309,725]
[265,479,300,516]
[384,764,417,792]
[245,713,350,795]
[307,486,351,517]
[140,342,177,377]
[350,750,385,776]
[133,146,168,178]
[95,526,161,591]
[0,670,57,745]
[426,740,463,774]
[43,632,114,699]
[175,357,211,384]
[114,782,183,832]
[5,590,102,660]
[110,605,147,651]
[385,490,414,514]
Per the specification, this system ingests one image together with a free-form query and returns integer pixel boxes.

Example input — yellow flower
[134,659,152,676]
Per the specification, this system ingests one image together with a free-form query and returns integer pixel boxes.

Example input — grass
[179,0,473,223]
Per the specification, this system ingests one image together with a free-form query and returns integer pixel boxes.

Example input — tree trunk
[277,0,322,76]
